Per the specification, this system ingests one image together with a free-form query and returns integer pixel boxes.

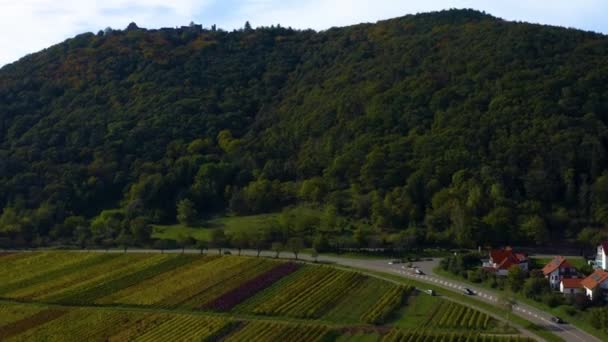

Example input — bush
[467,269,482,283]
[564,306,577,316]
[569,293,591,310]
[541,292,563,308]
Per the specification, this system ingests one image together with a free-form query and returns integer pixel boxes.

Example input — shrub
[541,292,563,308]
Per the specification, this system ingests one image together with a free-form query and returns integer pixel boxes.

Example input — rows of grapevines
[95,255,226,305]
[0,303,233,341]
[382,329,534,342]
[252,266,366,319]
[0,252,99,286]
[57,254,197,305]
[5,254,156,301]
[205,262,301,311]
[0,309,67,340]
[426,301,492,330]
[323,277,394,323]
[225,321,330,342]
[175,258,279,309]
[0,303,44,326]
[361,285,413,324]
[103,257,250,308]
[132,314,232,341]
[40,254,170,303]
[0,254,119,296]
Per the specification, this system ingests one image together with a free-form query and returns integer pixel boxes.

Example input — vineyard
[0,252,534,341]
[423,301,494,330]
[382,329,535,342]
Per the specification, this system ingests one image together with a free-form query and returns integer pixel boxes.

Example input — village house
[482,247,529,276]
[581,269,608,301]
[560,278,584,295]
[593,241,608,270]
[542,256,577,289]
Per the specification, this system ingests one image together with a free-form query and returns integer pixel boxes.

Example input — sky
[1,0,607,67]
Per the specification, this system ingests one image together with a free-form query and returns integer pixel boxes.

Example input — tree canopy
[0,9,608,248]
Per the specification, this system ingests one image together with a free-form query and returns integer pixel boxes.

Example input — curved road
[15,248,600,341]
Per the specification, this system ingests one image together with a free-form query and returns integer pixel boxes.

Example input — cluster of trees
[115,204,419,256]
[1,9,608,248]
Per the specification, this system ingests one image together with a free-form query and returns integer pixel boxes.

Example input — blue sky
[1,0,607,67]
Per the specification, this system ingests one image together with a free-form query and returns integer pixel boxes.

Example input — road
[13,248,600,341]
[405,258,599,342]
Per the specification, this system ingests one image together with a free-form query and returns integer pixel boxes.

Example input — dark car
[414,268,425,275]
[463,288,475,295]
[551,316,564,324]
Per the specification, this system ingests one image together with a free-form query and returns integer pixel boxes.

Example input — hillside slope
[0,9,607,247]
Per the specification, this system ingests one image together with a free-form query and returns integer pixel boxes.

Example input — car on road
[551,316,564,324]
[414,269,424,275]
[463,288,475,295]
[388,259,403,265]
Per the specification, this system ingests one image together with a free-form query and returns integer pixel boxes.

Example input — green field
[152,213,280,241]
[0,252,533,341]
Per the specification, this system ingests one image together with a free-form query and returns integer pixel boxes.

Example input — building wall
[560,284,583,295]
[548,269,560,288]
[597,246,608,270]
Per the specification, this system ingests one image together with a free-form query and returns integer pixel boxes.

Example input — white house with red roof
[542,256,577,289]
[581,269,608,301]
[482,247,528,276]
[560,278,584,295]
[594,241,608,270]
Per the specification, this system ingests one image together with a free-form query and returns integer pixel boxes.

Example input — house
[560,278,584,295]
[581,269,608,301]
[482,247,529,276]
[542,256,577,289]
[594,241,608,270]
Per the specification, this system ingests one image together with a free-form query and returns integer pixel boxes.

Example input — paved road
[13,248,600,341]
[400,259,599,342]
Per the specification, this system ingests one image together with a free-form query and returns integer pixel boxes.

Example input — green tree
[231,232,249,256]
[252,228,270,257]
[176,199,198,226]
[195,239,208,254]
[521,215,549,245]
[130,216,152,245]
[507,265,526,293]
[311,248,319,262]
[116,231,133,253]
[177,234,195,253]
[210,229,227,255]
[287,237,305,260]
[272,241,284,258]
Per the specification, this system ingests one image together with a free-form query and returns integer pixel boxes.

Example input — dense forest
[0,9,607,250]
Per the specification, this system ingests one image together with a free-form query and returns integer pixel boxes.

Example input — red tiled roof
[561,278,582,289]
[490,249,528,270]
[542,256,571,276]
[581,270,608,290]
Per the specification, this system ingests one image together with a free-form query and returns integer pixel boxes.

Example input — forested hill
[1,9,608,248]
